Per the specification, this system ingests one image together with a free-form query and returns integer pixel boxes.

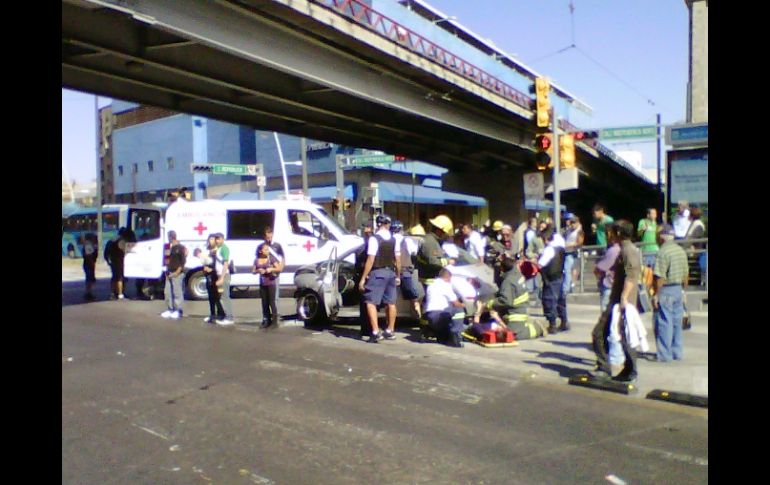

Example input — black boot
[260,319,271,329]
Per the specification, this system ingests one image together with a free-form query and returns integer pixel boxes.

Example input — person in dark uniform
[415,215,454,283]
[392,220,423,319]
[358,215,401,343]
[482,255,530,325]
[356,221,374,337]
[537,227,568,334]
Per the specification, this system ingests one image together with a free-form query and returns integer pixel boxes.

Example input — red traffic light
[573,130,599,141]
[535,134,552,150]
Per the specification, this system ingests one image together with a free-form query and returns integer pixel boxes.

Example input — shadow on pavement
[522,360,589,379]
[546,340,594,351]
[534,351,595,366]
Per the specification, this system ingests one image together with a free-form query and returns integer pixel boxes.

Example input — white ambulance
[126,198,363,300]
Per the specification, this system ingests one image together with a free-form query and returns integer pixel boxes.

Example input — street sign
[666,122,708,147]
[345,155,395,167]
[189,163,256,175]
[599,125,657,140]
[523,172,544,200]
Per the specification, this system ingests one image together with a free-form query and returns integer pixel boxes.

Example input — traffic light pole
[257,163,265,200]
[551,111,561,233]
[335,155,346,227]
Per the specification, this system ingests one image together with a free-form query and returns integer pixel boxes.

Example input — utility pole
[257,163,265,200]
[334,155,346,227]
[551,111,561,233]
[300,138,309,196]
[95,95,103,250]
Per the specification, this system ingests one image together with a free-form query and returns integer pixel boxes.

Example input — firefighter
[415,215,455,284]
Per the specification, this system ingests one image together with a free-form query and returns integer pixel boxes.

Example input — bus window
[129,209,161,240]
[103,212,119,232]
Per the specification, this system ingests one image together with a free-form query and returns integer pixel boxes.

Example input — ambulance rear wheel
[186,271,208,300]
[298,290,326,328]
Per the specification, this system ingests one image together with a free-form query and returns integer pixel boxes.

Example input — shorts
[400,269,420,301]
[364,268,397,306]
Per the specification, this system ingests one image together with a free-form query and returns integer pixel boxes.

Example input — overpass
[62,0,661,223]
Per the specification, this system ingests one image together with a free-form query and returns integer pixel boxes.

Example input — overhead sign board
[600,125,657,141]
[666,123,708,147]
[345,155,396,167]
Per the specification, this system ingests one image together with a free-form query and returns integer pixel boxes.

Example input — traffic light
[394,155,407,161]
[573,130,600,141]
[332,199,340,211]
[559,134,575,169]
[534,133,553,171]
[344,198,352,210]
[529,77,551,128]
[190,164,213,173]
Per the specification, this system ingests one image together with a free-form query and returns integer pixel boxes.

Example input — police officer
[538,227,568,334]
[392,220,423,319]
[358,215,401,343]
[356,221,374,337]
[416,215,455,284]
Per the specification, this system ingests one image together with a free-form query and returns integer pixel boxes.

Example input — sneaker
[612,372,638,384]
[204,316,215,324]
[118,294,126,300]
[161,310,173,319]
[382,330,396,340]
[558,322,570,332]
[217,318,234,326]
[169,311,181,320]
[368,331,383,343]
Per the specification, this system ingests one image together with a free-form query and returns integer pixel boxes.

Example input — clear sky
[61,0,689,184]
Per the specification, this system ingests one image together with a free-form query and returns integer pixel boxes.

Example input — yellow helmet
[429,215,454,234]
[409,224,426,236]
[492,220,504,231]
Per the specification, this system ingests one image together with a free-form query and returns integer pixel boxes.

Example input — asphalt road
[63,281,707,485]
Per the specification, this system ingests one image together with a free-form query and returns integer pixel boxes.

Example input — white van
[125,198,363,300]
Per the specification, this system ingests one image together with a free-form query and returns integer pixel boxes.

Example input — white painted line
[625,443,708,466]
[132,423,170,441]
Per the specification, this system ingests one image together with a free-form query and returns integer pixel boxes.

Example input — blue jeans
[654,285,684,361]
[541,277,567,325]
[562,254,576,295]
[598,281,611,314]
[643,253,657,268]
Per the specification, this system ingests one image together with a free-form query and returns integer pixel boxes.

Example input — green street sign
[211,163,255,176]
[600,125,657,140]
[346,155,396,167]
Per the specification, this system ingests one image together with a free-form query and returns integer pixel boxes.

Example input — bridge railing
[311,0,533,110]
[574,238,708,294]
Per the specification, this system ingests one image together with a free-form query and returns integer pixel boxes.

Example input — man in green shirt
[591,204,614,248]
[637,208,659,267]
[214,233,234,326]
[652,224,689,362]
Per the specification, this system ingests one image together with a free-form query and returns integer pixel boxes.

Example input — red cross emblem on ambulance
[193,222,208,236]
[303,240,315,252]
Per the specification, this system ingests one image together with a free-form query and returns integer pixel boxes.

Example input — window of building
[227,210,275,240]
[167,157,174,170]
[118,165,124,176]
[147,160,154,172]
[132,163,139,174]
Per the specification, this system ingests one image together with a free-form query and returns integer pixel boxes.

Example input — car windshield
[316,208,351,236]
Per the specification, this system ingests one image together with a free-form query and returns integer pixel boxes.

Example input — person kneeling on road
[424,268,465,348]
[358,215,401,343]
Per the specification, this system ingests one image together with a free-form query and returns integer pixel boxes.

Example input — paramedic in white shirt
[423,268,465,347]
[461,223,486,262]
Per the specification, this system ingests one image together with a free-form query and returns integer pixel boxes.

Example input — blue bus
[61,203,167,257]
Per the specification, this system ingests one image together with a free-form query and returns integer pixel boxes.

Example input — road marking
[624,443,708,466]
[131,423,170,441]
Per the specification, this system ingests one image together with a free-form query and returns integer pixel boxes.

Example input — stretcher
[461,330,519,348]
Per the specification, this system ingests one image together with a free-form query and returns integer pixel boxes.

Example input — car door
[124,208,164,279]
[283,209,336,279]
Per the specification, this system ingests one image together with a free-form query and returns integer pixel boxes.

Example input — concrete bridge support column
[443,168,529,226]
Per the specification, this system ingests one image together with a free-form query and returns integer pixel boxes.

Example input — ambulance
[125,198,363,300]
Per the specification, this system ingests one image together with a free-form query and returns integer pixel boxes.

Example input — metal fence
[574,238,708,294]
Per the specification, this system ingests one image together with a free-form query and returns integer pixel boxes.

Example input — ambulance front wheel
[297,290,326,328]
[186,270,208,300]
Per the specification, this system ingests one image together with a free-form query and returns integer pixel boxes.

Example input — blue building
[104,100,487,229]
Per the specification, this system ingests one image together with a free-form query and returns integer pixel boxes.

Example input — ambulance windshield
[316,208,350,236]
